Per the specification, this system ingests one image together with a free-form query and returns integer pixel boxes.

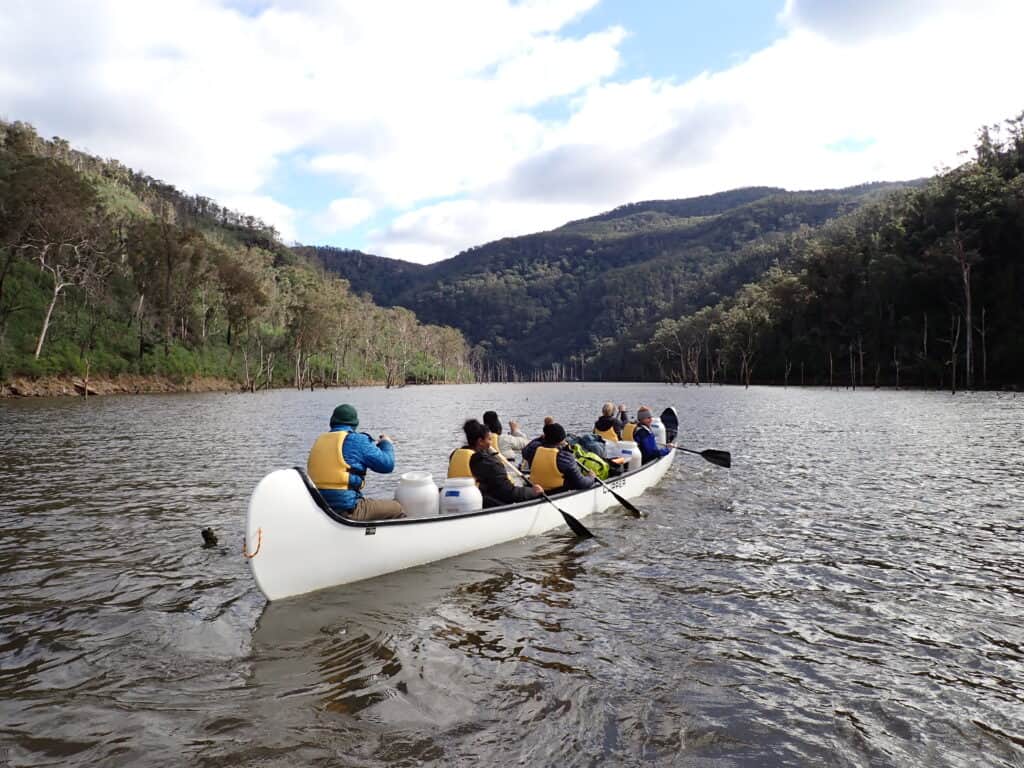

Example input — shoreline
[0,374,445,398]
[1,374,245,398]
[3,375,1017,398]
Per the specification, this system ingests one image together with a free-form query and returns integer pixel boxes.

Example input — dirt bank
[1,374,242,398]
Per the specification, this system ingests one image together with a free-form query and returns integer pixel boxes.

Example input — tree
[1,158,115,357]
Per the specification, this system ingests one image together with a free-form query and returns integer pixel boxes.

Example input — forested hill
[308,181,917,378]
[294,246,428,301]
[635,113,1024,390]
[0,120,474,391]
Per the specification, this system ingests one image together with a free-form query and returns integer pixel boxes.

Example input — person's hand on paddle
[530,483,543,495]
[509,419,521,435]
[378,433,393,444]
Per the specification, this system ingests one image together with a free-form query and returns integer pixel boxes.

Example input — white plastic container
[618,440,642,472]
[439,477,483,515]
[650,417,667,447]
[602,439,618,461]
[395,471,439,517]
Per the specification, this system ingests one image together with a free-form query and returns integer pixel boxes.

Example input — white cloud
[319,197,375,232]
[1,0,1022,265]
[367,199,596,265]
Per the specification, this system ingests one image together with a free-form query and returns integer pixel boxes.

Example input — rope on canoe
[243,527,262,559]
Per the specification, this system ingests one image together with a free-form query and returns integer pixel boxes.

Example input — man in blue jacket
[634,406,674,464]
[307,404,405,520]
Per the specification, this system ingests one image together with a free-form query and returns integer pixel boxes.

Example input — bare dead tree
[952,213,975,389]
[979,305,988,387]
[943,313,961,394]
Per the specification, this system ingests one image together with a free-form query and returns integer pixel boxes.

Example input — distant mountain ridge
[304,182,919,377]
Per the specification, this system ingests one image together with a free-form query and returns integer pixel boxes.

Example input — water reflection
[250,536,590,719]
[2,385,1023,766]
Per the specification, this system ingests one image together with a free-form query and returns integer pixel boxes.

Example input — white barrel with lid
[650,417,667,446]
[618,440,642,471]
[439,477,483,515]
[394,471,439,516]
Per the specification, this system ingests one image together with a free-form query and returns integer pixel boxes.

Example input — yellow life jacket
[307,430,363,490]
[489,433,500,453]
[529,446,564,491]
[447,447,475,479]
[621,422,636,442]
[594,425,618,441]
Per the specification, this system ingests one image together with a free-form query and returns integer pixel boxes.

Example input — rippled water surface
[1,384,1022,766]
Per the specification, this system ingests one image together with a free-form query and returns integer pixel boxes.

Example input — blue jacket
[319,425,396,512]
[635,424,670,464]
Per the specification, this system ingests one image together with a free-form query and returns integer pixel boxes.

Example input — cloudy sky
[2,0,1020,263]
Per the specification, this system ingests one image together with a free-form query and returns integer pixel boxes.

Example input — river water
[0,383,1021,767]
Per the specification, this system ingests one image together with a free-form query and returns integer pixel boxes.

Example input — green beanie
[330,403,358,428]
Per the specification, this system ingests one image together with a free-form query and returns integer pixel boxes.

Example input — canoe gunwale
[294,451,671,528]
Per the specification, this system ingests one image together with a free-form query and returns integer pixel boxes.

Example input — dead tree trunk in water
[857,335,865,387]
[946,314,961,395]
[954,214,973,389]
[921,313,929,388]
[979,306,988,387]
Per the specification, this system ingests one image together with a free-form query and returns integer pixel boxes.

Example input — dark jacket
[593,415,624,437]
[470,450,540,508]
[634,424,671,464]
[522,441,596,493]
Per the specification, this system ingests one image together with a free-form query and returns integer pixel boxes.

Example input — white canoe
[245,449,676,602]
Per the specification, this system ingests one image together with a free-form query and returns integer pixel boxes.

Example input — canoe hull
[246,450,675,601]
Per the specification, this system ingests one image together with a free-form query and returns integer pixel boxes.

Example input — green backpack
[571,443,609,480]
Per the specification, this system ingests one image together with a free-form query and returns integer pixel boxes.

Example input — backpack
[571,432,608,458]
[571,443,609,480]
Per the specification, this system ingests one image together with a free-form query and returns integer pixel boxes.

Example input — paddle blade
[560,509,594,539]
[660,406,679,444]
[701,449,731,468]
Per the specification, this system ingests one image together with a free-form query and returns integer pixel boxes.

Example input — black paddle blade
[701,449,731,468]
[660,406,679,444]
[560,508,594,538]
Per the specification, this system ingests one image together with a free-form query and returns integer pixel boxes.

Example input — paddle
[672,446,731,468]
[577,460,643,518]
[497,453,594,539]
[656,407,731,468]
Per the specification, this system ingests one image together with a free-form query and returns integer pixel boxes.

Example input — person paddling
[633,406,675,464]
[460,419,542,508]
[306,404,405,520]
[522,422,596,493]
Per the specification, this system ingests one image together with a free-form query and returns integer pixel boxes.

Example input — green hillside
[0,120,474,391]
[308,182,919,379]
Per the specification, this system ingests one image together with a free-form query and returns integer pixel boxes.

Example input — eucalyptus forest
[0,120,474,392]
[2,111,1022,395]
[317,112,1024,391]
